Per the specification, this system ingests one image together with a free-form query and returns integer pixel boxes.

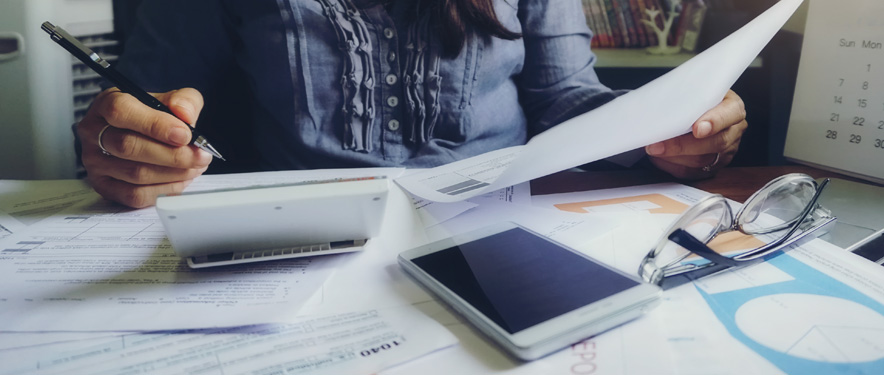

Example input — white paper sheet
[0,202,338,332]
[0,212,18,241]
[423,201,621,247]
[0,334,136,375]
[382,314,673,375]
[395,0,804,202]
[301,190,626,319]
[0,179,97,239]
[467,182,532,206]
[531,182,710,212]
[5,305,457,375]
[0,332,122,352]
[0,169,403,332]
[411,197,478,228]
[412,183,532,228]
[530,182,710,272]
[295,180,434,316]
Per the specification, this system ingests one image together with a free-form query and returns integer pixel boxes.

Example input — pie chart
[735,293,884,363]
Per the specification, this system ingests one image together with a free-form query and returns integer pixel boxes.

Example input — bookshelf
[582,0,774,68]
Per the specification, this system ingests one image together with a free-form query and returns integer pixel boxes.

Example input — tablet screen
[412,227,639,334]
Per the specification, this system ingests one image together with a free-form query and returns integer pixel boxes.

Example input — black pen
[41,21,225,160]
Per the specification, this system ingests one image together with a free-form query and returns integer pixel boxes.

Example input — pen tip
[191,136,225,161]
[208,148,225,161]
[198,142,225,161]
[206,150,225,161]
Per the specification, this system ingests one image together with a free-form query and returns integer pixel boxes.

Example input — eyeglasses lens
[736,177,817,235]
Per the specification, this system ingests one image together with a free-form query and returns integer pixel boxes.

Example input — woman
[77,0,747,208]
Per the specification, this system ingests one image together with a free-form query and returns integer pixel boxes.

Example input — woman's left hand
[645,90,748,179]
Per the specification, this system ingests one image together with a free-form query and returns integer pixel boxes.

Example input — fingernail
[197,149,213,166]
[169,127,190,145]
[696,121,712,138]
[646,143,665,155]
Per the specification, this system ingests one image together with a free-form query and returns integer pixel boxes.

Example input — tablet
[398,222,661,360]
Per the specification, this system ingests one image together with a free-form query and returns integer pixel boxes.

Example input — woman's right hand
[77,87,213,208]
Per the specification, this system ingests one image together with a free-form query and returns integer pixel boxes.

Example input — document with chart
[396,0,804,202]
[692,239,884,374]
[533,183,884,374]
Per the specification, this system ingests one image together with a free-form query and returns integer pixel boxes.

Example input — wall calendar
[785,0,884,184]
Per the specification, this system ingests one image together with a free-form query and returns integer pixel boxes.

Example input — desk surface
[4,166,884,373]
[532,165,869,203]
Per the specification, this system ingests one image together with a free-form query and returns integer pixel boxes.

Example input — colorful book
[582,0,600,48]
[664,0,681,46]
[617,0,640,47]
[601,0,623,47]
[628,0,649,46]
[636,0,658,45]
[594,0,615,47]
[673,2,693,51]
[679,1,707,51]
[596,0,616,47]
[607,0,630,47]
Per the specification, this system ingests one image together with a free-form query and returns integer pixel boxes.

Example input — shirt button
[385,74,398,85]
[388,52,396,62]
[387,96,399,107]
[383,28,395,39]
[388,119,400,131]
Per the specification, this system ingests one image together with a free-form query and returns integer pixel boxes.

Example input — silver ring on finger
[98,124,113,156]
[701,153,721,172]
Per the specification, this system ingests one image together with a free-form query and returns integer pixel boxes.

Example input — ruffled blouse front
[116,0,615,171]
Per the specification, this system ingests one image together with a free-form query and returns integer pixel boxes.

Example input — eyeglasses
[638,173,836,290]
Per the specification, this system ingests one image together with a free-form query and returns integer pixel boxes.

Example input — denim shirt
[116,0,618,172]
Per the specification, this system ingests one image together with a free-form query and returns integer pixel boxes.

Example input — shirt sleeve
[113,0,237,94]
[111,1,263,173]
[516,0,626,136]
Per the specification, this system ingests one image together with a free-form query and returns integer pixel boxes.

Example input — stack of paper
[0,169,458,374]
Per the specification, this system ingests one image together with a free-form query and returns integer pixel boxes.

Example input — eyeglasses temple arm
[670,174,832,265]
[668,229,745,267]
[661,211,837,290]
[651,177,834,291]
